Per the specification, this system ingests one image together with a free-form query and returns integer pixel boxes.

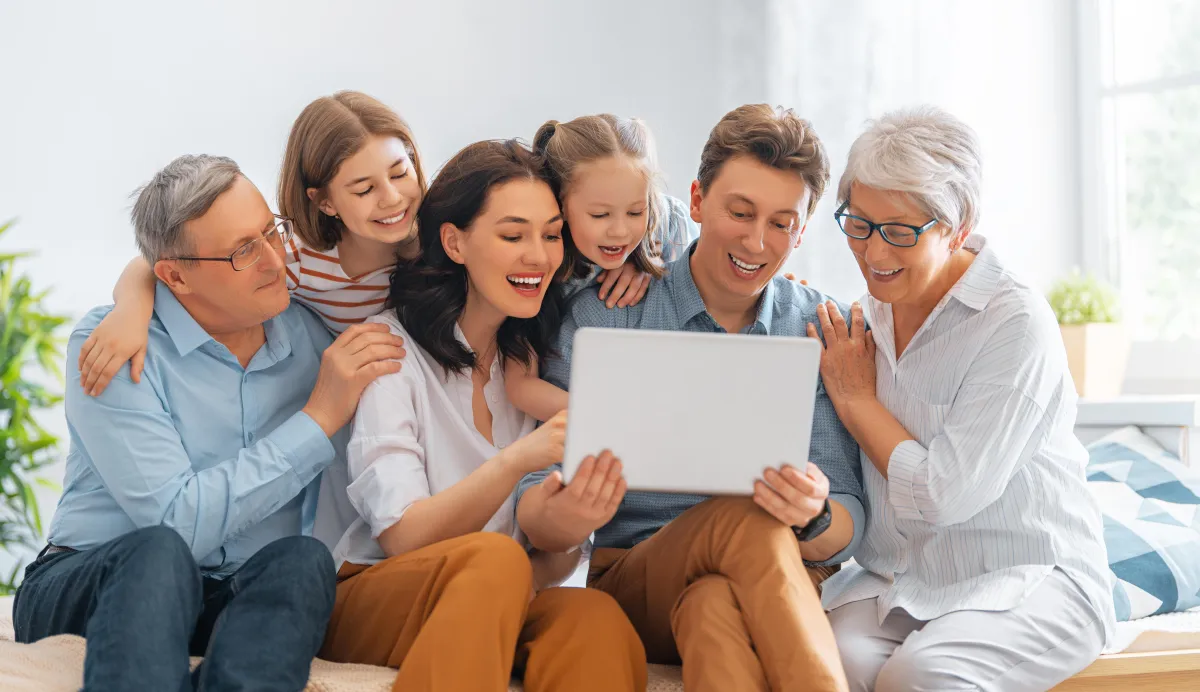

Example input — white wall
[0,0,1082,570]
[771,0,1084,301]
[0,0,725,318]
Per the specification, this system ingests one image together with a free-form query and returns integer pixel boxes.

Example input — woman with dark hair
[318,139,646,692]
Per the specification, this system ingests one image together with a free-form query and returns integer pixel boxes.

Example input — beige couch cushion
[0,596,684,692]
[0,634,684,691]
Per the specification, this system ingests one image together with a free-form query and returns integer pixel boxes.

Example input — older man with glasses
[11,154,405,691]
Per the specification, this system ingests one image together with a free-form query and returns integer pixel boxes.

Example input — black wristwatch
[792,500,832,542]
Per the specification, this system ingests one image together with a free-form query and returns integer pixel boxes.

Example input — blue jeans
[13,526,335,691]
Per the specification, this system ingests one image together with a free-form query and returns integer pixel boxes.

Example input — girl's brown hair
[278,91,427,251]
[532,114,667,280]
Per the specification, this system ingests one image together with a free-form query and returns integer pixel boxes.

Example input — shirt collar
[665,240,777,334]
[946,234,1003,312]
[154,282,213,356]
[751,278,777,334]
[666,242,709,324]
[153,281,293,363]
[261,311,292,363]
[452,322,500,377]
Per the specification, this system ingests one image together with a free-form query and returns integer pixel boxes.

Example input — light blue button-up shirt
[48,283,342,577]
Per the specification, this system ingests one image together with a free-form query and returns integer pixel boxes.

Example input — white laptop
[562,328,822,495]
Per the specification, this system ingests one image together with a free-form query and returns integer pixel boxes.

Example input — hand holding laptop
[754,462,830,528]
[520,450,627,552]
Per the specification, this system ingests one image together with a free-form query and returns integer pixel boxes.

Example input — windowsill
[1075,394,1199,466]
[1121,339,1200,396]
[1076,395,1200,427]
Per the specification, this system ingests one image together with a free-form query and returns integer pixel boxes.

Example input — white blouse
[819,235,1116,644]
[329,311,535,568]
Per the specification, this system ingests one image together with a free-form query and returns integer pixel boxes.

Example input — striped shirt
[819,235,1116,644]
[516,242,866,565]
[283,236,390,333]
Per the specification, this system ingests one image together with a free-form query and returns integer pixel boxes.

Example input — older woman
[808,107,1115,691]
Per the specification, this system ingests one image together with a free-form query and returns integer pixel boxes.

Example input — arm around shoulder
[78,259,158,395]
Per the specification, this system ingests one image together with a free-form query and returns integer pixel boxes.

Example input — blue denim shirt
[517,242,866,565]
[48,283,344,577]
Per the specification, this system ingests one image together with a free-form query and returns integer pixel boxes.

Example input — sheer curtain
[713,0,1082,303]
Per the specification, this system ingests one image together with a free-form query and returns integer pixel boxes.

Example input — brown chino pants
[588,497,849,692]
[321,532,647,692]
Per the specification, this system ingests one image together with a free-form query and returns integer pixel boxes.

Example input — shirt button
[248,432,256,443]
[489,394,498,403]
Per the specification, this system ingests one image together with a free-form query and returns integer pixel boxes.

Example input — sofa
[2,396,1198,691]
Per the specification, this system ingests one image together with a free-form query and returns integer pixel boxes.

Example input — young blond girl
[505,114,700,421]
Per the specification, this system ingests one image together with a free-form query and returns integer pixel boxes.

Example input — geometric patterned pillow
[1086,425,1200,621]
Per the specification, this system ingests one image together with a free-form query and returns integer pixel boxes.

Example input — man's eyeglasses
[168,215,294,271]
[834,202,938,248]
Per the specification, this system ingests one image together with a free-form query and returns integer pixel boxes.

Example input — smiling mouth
[729,253,766,277]
[506,274,544,296]
[373,209,409,226]
[869,267,904,281]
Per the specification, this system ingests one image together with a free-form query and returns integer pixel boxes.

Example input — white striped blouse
[819,235,1116,644]
[283,236,390,333]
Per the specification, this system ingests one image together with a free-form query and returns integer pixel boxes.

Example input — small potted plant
[1046,269,1129,399]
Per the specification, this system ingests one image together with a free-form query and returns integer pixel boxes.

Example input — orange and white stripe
[284,236,391,333]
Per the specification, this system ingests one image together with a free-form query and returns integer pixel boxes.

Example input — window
[1078,0,1200,393]
[1081,0,1200,342]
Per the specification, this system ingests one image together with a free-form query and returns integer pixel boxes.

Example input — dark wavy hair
[388,139,568,374]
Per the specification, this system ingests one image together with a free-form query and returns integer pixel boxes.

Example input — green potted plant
[0,219,67,594]
[1046,269,1129,399]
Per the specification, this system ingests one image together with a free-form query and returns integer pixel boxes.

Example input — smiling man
[12,155,404,691]
[516,105,864,692]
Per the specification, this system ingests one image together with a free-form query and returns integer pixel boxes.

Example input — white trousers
[827,569,1104,692]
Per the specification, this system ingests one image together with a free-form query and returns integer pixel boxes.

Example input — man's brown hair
[696,104,829,218]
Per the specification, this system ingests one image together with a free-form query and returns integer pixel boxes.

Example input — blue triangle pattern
[1110,551,1178,617]
[1112,583,1132,622]
[1138,481,1200,505]
[1140,511,1187,527]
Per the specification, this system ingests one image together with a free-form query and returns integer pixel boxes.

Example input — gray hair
[837,106,982,233]
[131,154,243,263]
